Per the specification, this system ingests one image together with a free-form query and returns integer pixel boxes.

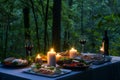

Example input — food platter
[81,54,112,65]
[2,62,28,68]
[61,61,90,71]
[92,56,112,65]
[57,57,90,71]
[2,57,29,68]
[23,68,71,78]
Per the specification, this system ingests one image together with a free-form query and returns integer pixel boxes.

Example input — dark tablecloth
[0,56,120,80]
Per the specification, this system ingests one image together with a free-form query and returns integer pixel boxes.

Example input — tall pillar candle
[47,48,56,66]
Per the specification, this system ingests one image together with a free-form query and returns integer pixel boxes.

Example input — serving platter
[81,53,112,65]
[23,69,71,78]
[1,63,29,68]
[1,62,29,69]
[92,56,112,65]
[1,57,29,68]
[57,57,90,71]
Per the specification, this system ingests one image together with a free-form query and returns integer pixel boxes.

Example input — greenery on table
[0,0,120,60]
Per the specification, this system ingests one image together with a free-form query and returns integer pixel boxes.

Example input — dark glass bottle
[102,30,109,55]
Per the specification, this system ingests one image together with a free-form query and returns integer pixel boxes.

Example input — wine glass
[79,35,87,53]
[25,40,33,57]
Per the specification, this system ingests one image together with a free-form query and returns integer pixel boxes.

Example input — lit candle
[35,54,42,63]
[56,53,61,62]
[47,48,56,66]
[100,47,104,54]
[69,48,77,58]
[100,42,104,54]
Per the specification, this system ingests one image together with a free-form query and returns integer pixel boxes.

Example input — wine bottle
[102,30,109,55]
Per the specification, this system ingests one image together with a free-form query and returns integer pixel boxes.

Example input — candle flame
[71,48,75,50]
[56,54,61,56]
[50,48,54,52]
[70,47,77,51]
[36,54,41,59]
[100,42,104,52]
[100,47,104,52]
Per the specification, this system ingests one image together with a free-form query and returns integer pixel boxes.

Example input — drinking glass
[79,35,87,53]
[25,40,33,57]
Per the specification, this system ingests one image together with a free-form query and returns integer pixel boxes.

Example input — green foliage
[0,0,120,59]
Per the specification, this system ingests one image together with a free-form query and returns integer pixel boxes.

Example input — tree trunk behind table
[39,0,45,17]
[0,22,5,59]
[68,0,73,7]
[4,17,10,59]
[30,0,40,52]
[89,0,96,52]
[23,7,31,57]
[81,0,84,35]
[52,0,61,52]
[4,24,8,59]
[43,0,49,54]
[63,0,73,51]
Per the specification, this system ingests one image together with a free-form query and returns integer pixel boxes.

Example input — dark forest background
[0,0,120,59]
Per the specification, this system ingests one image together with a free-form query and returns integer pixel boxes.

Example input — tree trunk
[23,7,30,40]
[39,0,45,17]
[63,0,73,51]
[4,16,10,59]
[4,24,8,59]
[81,0,84,35]
[44,0,49,54]
[52,0,61,52]
[23,7,31,57]
[90,0,96,52]
[68,0,73,7]
[30,0,40,52]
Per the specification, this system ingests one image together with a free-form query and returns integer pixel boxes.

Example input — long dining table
[0,56,120,80]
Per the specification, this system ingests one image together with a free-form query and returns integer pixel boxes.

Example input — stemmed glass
[79,35,87,53]
[25,40,33,57]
